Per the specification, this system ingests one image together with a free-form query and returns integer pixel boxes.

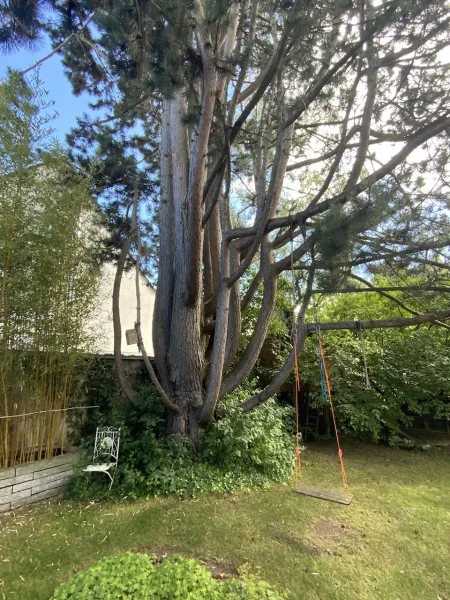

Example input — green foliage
[0,1,49,52]
[50,553,156,599]
[301,281,450,442]
[50,553,286,600]
[314,186,391,290]
[202,382,294,482]
[0,72,100,467]
[70,374,294,500]
[220,565,288,600]
[144,556,215,599]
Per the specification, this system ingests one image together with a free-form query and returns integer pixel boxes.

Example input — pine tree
[6,0,450,444]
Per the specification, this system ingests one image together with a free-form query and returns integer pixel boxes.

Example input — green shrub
[69,379,295,500]
[202,382,294,482]
[49,553,287,600]
[300,324,450,443]
[50,552,156,599]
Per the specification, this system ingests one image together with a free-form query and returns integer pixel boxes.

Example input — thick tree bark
[153,100,175,392]
[165,93,205,440]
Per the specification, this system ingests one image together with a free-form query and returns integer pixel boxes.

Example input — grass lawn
[0,439,449,600]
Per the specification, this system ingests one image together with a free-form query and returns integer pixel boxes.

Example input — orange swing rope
[293,327,351,499]
[293,334,302,487]
[316,330,350,498]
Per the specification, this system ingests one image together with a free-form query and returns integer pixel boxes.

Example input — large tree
[7,0,450,444]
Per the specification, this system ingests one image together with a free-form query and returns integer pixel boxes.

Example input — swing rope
[289,219,350,499]
[315,325,351,498]
[289,218,302,488]
[293,334,302,488]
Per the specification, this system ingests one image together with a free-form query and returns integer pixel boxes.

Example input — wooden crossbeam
[294,484,352,505]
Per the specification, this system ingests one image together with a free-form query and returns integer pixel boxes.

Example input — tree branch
[200,237,232,424]
[227,121,294,286]
[20,13,94,76]
[239,262,315,412]
[203,15,293,200]
[307,310,450,332]
[222,241,277,395]
[112,226,139,406]
[313,286,450,294]
[153,100,175,390]
[348,273,450,331]
[134,190,180,414]
[226,113,450,244]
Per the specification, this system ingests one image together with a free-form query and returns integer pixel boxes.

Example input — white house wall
[90,262,155,357]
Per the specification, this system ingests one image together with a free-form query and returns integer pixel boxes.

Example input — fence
[0,405,98,469]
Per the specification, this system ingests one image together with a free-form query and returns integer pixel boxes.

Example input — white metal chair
[83,426,120,489]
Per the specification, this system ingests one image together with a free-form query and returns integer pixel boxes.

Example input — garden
[1,440,449,599]
[2,1,450,599]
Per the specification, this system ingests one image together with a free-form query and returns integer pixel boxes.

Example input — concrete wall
[89,262,156,357]
[0,452,81,514]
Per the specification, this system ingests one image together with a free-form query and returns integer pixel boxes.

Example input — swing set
[287,220,374,505]
[292,323,352,505]
[291,311,371,505]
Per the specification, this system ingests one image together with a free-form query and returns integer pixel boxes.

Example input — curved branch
[344,13,377,190]
[229,0,259,114]
[306,310,450,332]
[226,113,450,243]
[112,229,139,406]
[228,122,294,287]
[199,238,232,424]
[222,241,277,396]
[203,17,293,200]
[134,191,180,414]
[239,263,315,412]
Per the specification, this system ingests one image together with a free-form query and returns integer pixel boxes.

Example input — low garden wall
[0,452,81,514]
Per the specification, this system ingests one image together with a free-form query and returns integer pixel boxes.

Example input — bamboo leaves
[0,73,100,468]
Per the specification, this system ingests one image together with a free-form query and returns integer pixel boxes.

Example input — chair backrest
[93,427,120,465]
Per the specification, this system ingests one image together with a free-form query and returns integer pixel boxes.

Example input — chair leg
[105,470,114,489]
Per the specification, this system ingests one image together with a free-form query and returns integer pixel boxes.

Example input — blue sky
[1,39,92,142]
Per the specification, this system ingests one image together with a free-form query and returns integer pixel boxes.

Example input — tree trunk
[167,403,202,446]
[159,91,207,443]
[167,296,205,442]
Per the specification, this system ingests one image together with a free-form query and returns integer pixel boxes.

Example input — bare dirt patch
[300,519,350,556]
[313,519,347,542]
[272,531,321,556]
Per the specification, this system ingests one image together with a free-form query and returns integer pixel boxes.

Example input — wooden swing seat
[294,483,352,505]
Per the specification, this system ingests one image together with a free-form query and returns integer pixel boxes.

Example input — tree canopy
[2,0,450,444]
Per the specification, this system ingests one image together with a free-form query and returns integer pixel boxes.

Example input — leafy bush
[202,382,294,482]
[50,553,156,599]
[50,553,287,600]
[300,284,450,443]
[70,377,294,500]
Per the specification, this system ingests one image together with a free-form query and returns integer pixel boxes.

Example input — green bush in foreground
[49,553,287,599]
